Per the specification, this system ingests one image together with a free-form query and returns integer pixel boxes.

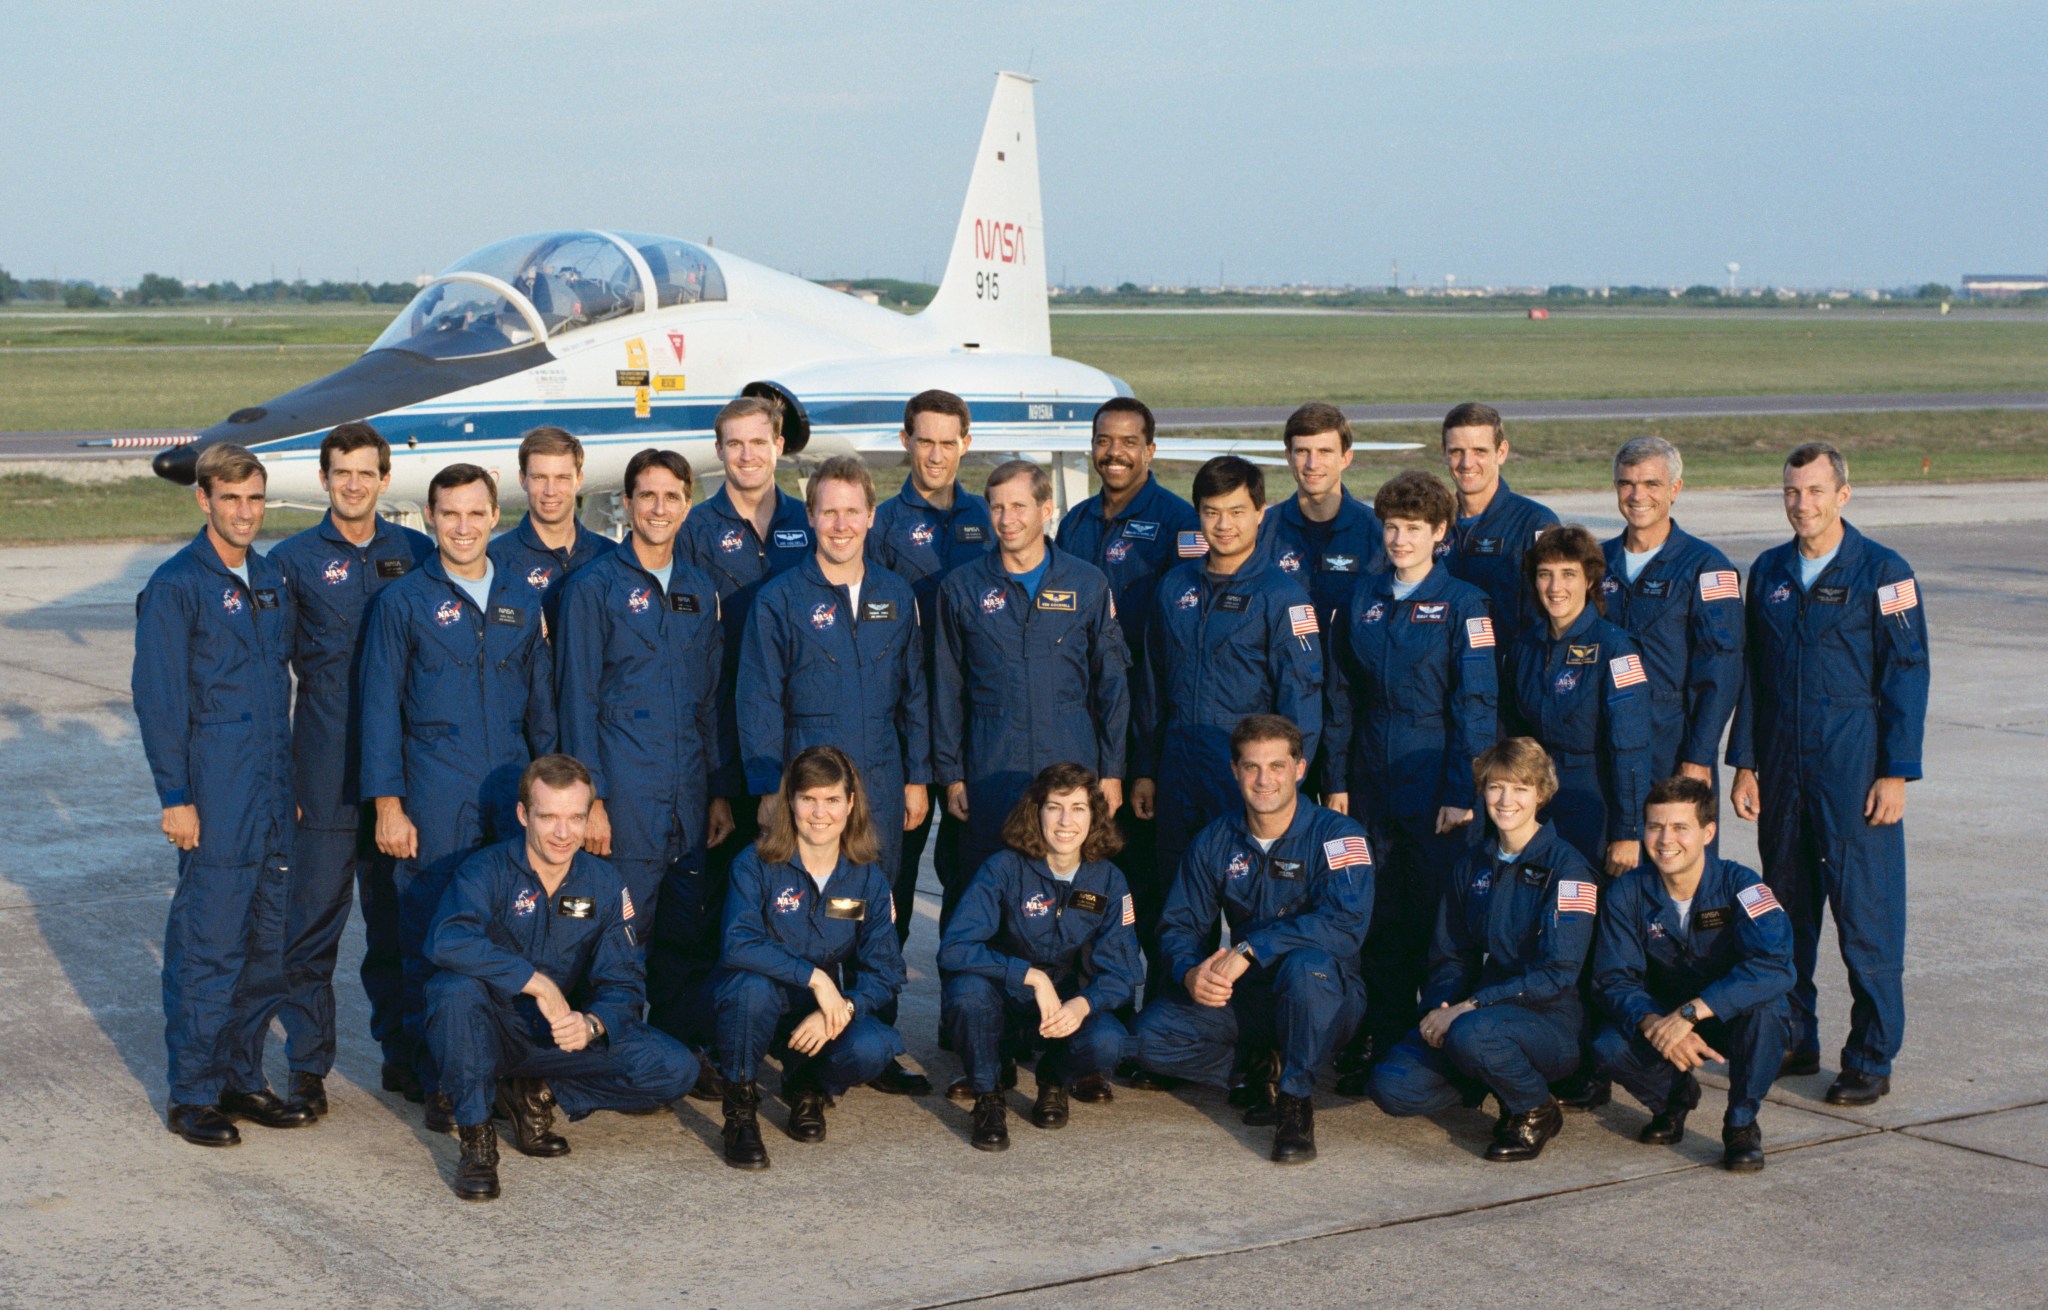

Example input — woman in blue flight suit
[1323,470,1499,1091]
[1369,738,1599,1162]
[713,746,908,1170]
[1500,524,1651,1107]
[938,763,1144,1151]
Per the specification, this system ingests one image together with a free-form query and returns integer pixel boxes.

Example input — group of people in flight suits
[132,389,1930,1201]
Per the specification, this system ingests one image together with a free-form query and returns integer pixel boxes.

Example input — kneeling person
[1369,739,1598,1162]
[1126,715,1373,1165]
[714,747,909,1169]
[939,764,1143,1151]
[423,755,700,1202]
[1593,776,1793,1172]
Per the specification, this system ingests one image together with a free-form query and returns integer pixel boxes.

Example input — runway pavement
[0,484,2042,1308]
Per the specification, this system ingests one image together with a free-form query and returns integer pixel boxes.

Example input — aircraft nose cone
[154,444,199,485]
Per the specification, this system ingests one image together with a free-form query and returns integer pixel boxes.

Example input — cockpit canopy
[369,230,726,360]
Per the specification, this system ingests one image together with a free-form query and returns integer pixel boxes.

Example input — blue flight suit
[678,484,813,800]
[358,557,557,1086]
[1502,607,1653,869]
[553,543,725,1040]
[423,839,698,1127]
[868,478,994,927]
[269,511,434,1079]
[1323,563,1498,1061]
[134,530,296,1109]
[1256,490,1384,628]
[1128,803,1372,1099]
[1440,478,1559,644]
[714,846,908,1094]
[1599,523,1745,842]
[1727,522,1928,1077]
[932,546,1130,892]
[1593,858,1795,1128]
[738,558,931,923]
[1135,554,1324,890]
[938,851,1144,1092]
[486,512,612,633]
[1370,823,1596,1117]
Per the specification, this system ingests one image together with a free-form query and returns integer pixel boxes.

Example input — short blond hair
[806,454,876,512]
[1472,737,1560,806]
[195,443,266,493]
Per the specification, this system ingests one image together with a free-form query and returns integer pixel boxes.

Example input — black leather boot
[867,1058,932,1096]
[1031,1080,1070,1129]
[1270,1092,1317,1164]
[1723,1121,1766,1172]
[423,1091,456,1134]
[1825,1069,1891,1106]
[288,1072,328,1119]
[1069,1072,1114,1103]
[1639,1072,1700,1145]
[1240,1051,1282,1127]
[453,1123,500,1201]
[494,1078,570,1157]
[786,1067,828,1143]
[689,1062,727,1102]
[971,1090,1010,1151]
[167,1103,240,1147]
[219,1086,317,1129]
[1554,1072,1611,1111]
[722,1081,770,1170]
[1486,1097,1564,1161]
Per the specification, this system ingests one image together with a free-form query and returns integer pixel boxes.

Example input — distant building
[1962,273,2048,298]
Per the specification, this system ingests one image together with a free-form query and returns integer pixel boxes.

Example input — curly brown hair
[1524,523,1609,617]
[999,763,1125,864]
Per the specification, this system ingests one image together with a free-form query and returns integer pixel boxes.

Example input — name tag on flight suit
[489,605,524,626]
[1518,862,1552,887]
[1567,644,1600,665]
[773,529,810,549]
[1470,537,1502,556]
[1037,590,1078,612]
[1320,554,1358,573]
[252,589,280,610]
[1217,592,1250,612]
[1636,578,1671,598]
[824,897,867,920]
[861,600,898,623]
[376,558,411,579]
[1811,585,1849,605]
[1067,890,1109,913]
[1270,858,1305,881]
[955,524,986,542]
[1410,602,1447,622]
[557,896,595,918]
[1692,907,1732,931]
[1123,520,1158,541]
[670,592,701,613]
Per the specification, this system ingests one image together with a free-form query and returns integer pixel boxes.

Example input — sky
[3,0,2042,291]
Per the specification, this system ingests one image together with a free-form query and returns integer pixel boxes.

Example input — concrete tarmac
[0,483,2042,1308]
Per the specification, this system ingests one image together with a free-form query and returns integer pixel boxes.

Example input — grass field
[5,305,2048,433]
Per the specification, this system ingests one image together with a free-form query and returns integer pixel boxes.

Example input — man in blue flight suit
[424,754,700,1201]
[1323,470,1498,1089]
[1125,715,1372,1164]
[1133,455,1324,968]
[1369,738,1599,1162]
[1056,396,1201,976]
[1729,442,1928,1106]
[1594,776,1793,1172]
[1439,402,1559,645]
[269,422,435,1115]
[135,443,314,1146]
[934,459,1129,904]
[867,390,994,957]
[360,463,557,1132]
[679,396,814,882]
[554,448,730,1057]
[1599,437,1744,837]
[485,427,610,631]
[738,454,933,1095]
[1256,402,1383,627]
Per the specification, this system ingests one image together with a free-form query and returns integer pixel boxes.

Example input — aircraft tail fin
[919,72,1050,355]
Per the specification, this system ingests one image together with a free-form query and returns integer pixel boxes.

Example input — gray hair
[1785,441,1849,489]
[1613,435,1683,484]
[985,458,1052,504]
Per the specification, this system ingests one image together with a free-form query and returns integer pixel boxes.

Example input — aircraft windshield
[369,278,540,359]
[445,232,644,334]
[617,232,727,308]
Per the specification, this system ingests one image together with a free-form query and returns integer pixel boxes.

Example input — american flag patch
[1737,883,1784,919]
[621,888,636,920]
[1698,570,1741,602]
[1177,530,1208,557]
[1289,604,1319,637]
[1878,578,1918,615]
[1610,653,1648,688]
[1557,880,1598,915]
[1466,615,1495,649]
[1122,894,1136,926]
[1323,835,1373,868]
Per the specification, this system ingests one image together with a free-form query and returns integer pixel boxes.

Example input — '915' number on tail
[976,271,1000,300]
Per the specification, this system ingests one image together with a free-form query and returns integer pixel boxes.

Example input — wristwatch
[586,1013,606,1042]
[1233,941,1258,964]
[1679,1001,1706,1025]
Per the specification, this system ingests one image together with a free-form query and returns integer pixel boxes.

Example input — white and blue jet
[154,73,1385,515]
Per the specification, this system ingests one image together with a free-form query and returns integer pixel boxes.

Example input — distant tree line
[0,267,419,308]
